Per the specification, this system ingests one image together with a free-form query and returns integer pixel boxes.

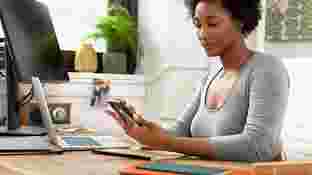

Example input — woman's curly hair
[184,0,262,37]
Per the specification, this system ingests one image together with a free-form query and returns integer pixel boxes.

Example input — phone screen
[107,101,135,127]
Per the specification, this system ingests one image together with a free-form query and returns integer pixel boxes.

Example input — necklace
[206,51,254,112]
[206,76,240,112]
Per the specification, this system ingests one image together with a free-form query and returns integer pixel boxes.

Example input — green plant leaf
[86,5,137,55]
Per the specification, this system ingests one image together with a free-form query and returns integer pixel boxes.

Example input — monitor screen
[0,0,67,82]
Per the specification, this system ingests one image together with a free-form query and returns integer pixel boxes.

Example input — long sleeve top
[166,51,290,162]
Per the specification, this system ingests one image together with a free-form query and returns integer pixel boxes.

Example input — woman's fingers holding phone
[110,98,136,113]
[133,113,152,127]
[104,110,128,130]
[126,104,136,114]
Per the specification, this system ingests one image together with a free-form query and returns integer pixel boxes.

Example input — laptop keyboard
[0,136,50,151]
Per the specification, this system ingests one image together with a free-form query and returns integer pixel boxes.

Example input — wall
[139,0,210,78]
[279,58,312,160]
[260,1,312,160]
[140,0,213,120]
[265,42,312,58]
[264,38,312,160]
[139,0,169,77]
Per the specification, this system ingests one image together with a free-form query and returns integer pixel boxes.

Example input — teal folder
[137,162,231,175]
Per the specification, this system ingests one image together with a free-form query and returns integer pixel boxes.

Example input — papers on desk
[92,136,131,149]
[92,148,185,161]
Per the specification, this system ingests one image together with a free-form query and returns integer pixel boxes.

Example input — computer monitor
[0,0,68,135]
[0,0,67,82]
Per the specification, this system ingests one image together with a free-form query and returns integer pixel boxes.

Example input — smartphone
[105,99,141,127]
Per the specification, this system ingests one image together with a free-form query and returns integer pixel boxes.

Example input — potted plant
[88,4,137,74]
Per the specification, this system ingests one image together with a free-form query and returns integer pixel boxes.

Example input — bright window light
[37,0,107,51]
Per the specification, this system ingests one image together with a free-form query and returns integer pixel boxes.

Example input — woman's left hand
[126,113,173,150]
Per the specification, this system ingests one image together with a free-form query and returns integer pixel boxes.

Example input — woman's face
[193,0,242,57]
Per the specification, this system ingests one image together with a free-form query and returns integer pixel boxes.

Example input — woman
[110,0,290,162]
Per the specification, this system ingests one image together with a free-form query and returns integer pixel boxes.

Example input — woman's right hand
[104,109,130,131]
[104,98,137,130]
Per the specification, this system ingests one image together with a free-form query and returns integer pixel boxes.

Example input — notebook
[136,162,231,175]
[92,148,185,160]
[119,162,232,175]
[120,163,177,175]
[120,158,255,175]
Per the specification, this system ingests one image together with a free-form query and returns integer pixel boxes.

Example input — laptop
[31,76,130,151]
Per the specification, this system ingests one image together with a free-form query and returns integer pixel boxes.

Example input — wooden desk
[0,152,255,175]
[0,151,142,175]
[0,151,311,175]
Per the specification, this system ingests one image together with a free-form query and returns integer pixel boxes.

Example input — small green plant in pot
[88,5,137,74]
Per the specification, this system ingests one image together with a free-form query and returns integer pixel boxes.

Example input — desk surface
[0,151,142,175]
[0,151,311,175]
[0,151,257,175]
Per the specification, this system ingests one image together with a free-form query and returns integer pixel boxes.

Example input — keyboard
[60,135,131,148]
[0,136,50,151]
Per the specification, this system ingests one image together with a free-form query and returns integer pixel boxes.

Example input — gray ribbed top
[167,51,290,162]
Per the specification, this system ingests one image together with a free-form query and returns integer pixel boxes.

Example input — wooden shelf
[68,72,144,82]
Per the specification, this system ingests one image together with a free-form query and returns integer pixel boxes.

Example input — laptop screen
[31,77,58,143]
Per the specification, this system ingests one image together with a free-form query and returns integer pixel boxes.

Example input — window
[38,0,107,50]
